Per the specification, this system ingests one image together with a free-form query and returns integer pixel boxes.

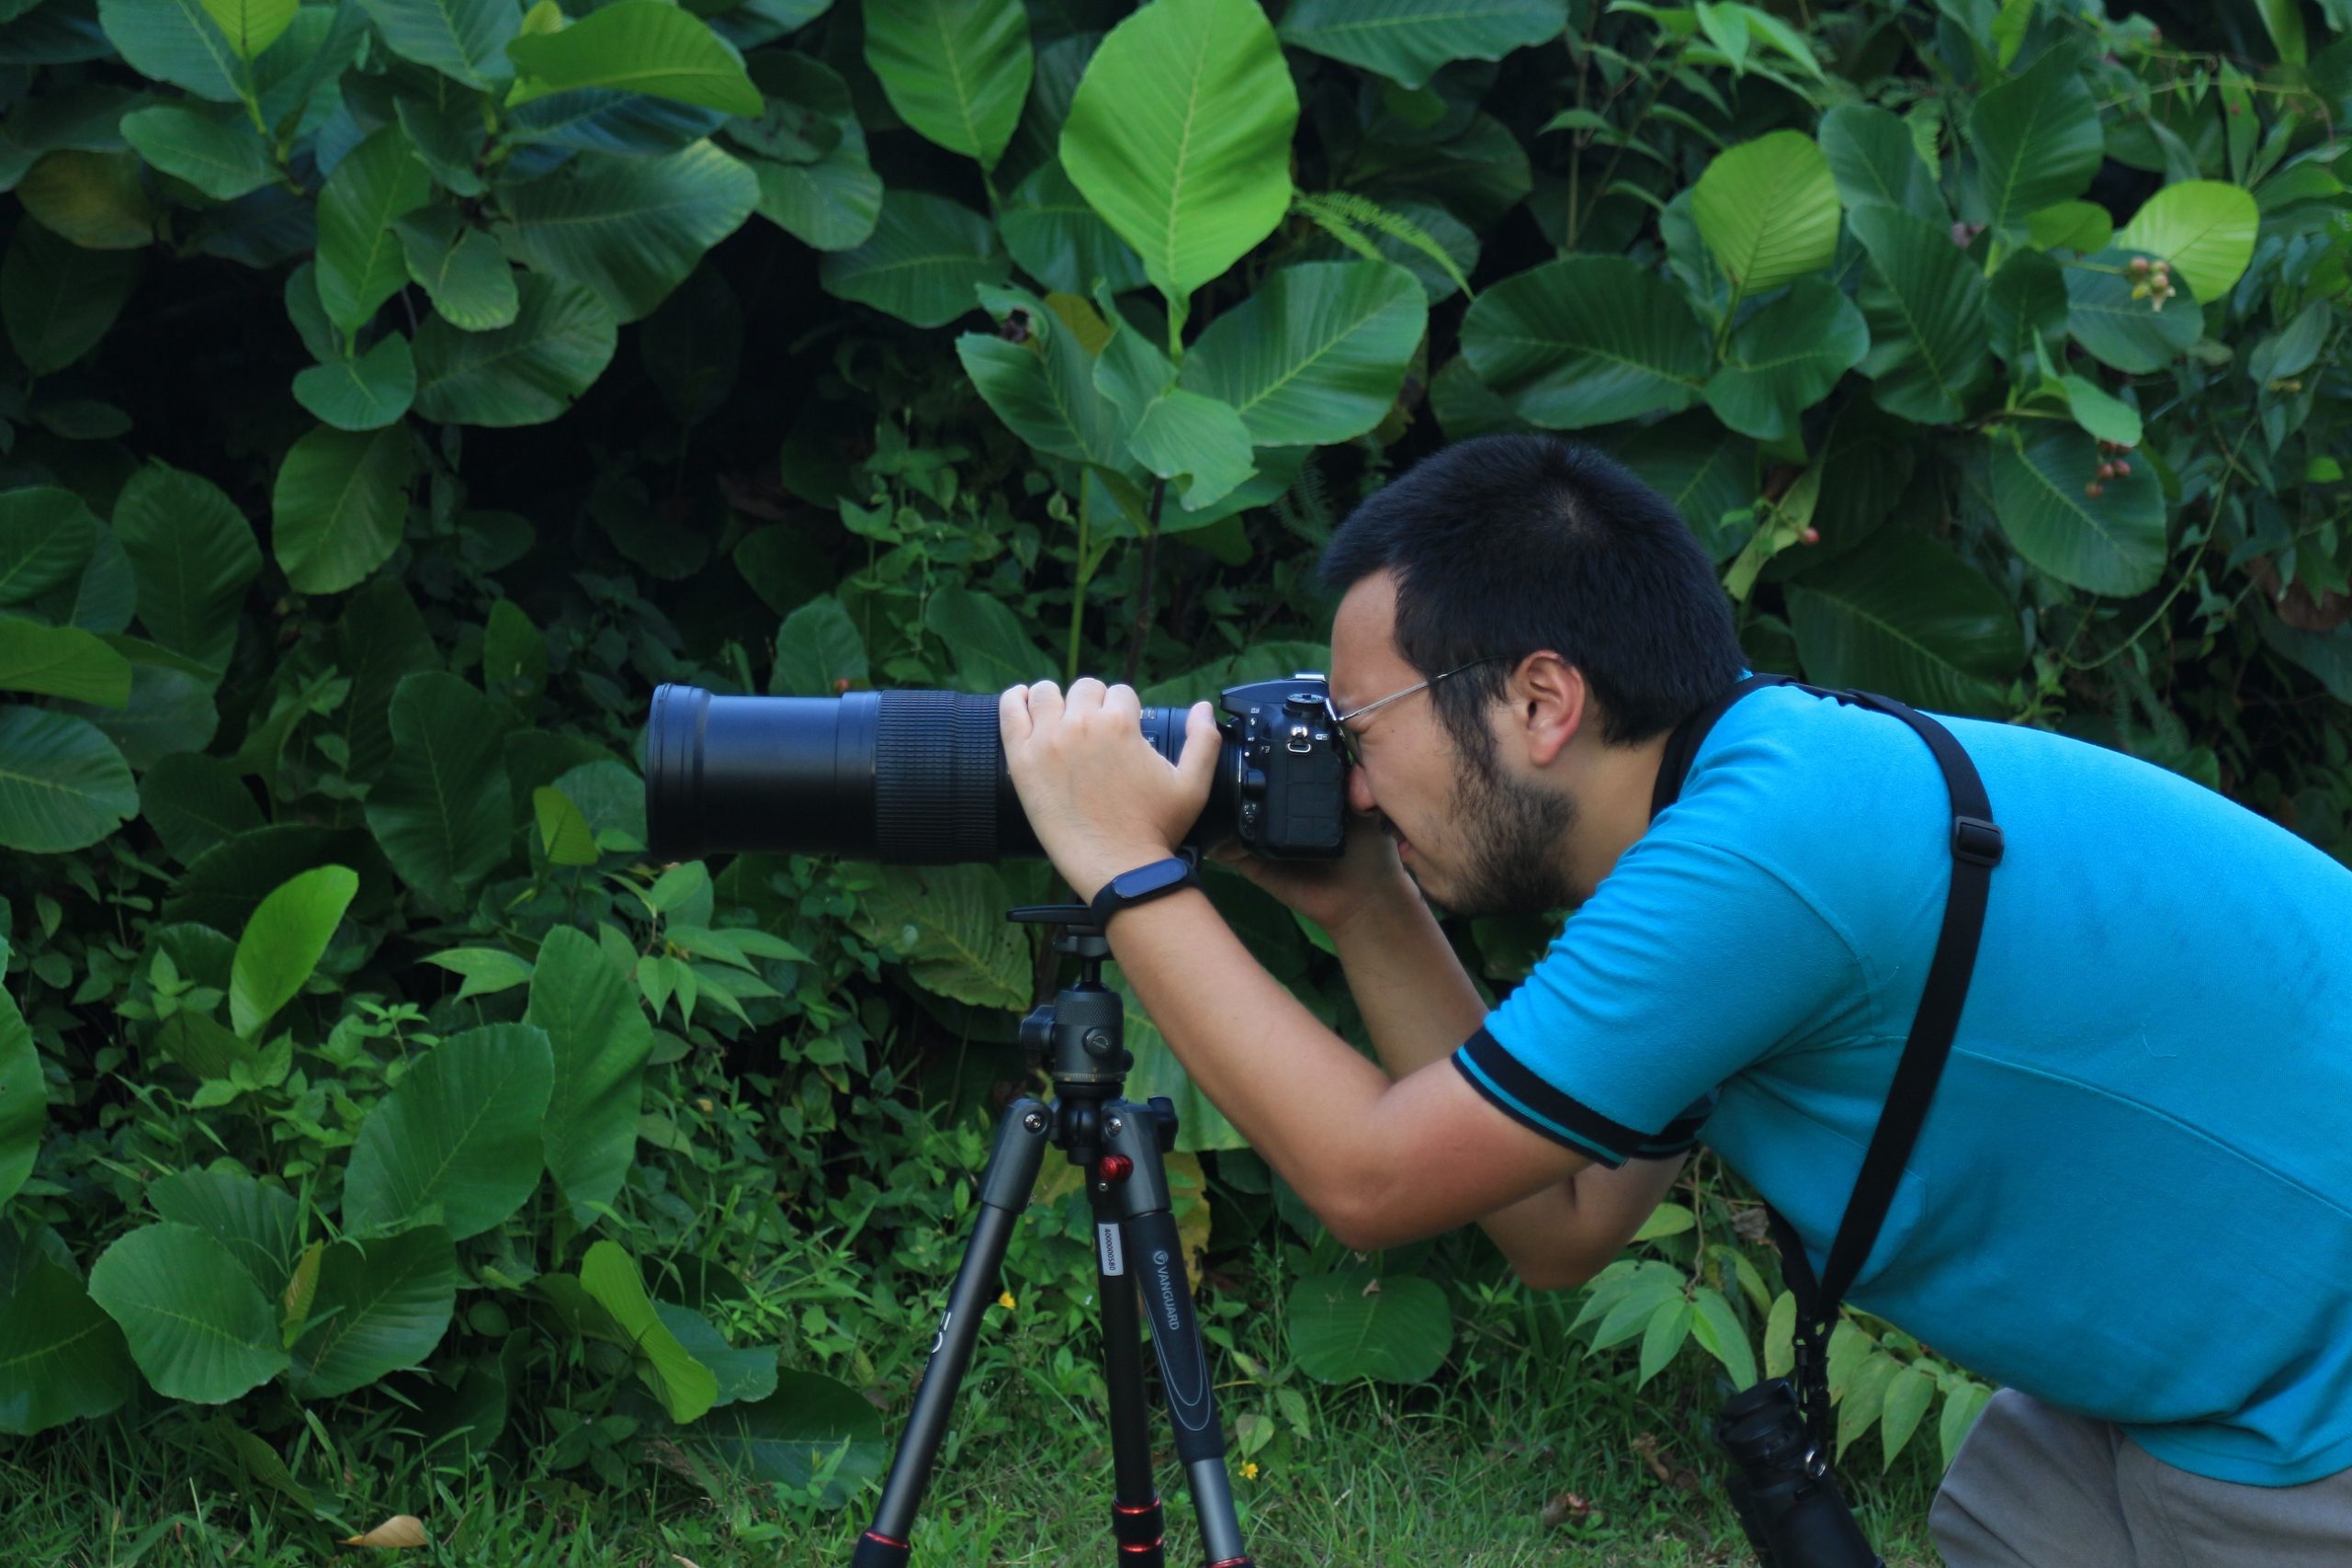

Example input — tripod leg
[1089,1183,1166,1568]
[1102,1106,1253,1568]
[851,1099,1051,1568]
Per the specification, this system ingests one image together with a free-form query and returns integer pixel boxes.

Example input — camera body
[1216,673,1348,861]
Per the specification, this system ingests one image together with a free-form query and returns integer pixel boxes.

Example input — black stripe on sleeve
[1630,1087,1719,1159]
[1454,1027,1660,1168]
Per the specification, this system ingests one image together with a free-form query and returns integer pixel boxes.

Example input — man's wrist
[1071,844,1184,905]
[1322,869,1424,942]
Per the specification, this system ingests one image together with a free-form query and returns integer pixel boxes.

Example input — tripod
[849,903,1255,1568]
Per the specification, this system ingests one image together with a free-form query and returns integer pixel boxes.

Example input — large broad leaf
[1058,0,1296,304]
[1114,966,1240,1149]
[1817,104,1943,221]
[198,0,292,61]
[864,0,1031,169]
[230,865,357,1039]
[271,423,414,595]
[343,1023,554,1239]
[1276,0,1565,90]
[1615,412,1757,563]
[0,985,40,1207]
[769,596,866,695]
[1092,315,1256,509]
[579,1240,717,1422]
[289,1225,459,1399]
[0,620,130,705]
[1691,130,1840,296]
[333,578,436,787]
[1177,261,1426,447]
[525,926,653,1222]
[294,333,416,432]
[505,1,761,116]
[1000,158,1144,295]
[1985,247,2070,369]
[1849,203,1990,424]
[120,104,276,200]
[851,863,1029,1010]
[364,671,514,909]
[2064,245,2201,374]
[413,275,616,426]
[500,143,757,323]
[2,220,141,375]
[140,752,263,865]
[956,286,1126,468]
[88,1223,289,1403]
[0,705,136,852]
[1988,427,2167,595]
[1459,255,1708,428]
[149,1168,300,1297]
[316,126,433,335]
[63,664,219,771]
[360,0,517,87]
[1289,1268,1452,1383]
[0,488,98,606]
[507,88,727,157]
[111,459,261,675]
[2114,180,2259,306]
[1785,529,2022,716]
[751,120,883,252]
[0,1259,133,1436]
[686,1373,885,1506]
[653,1303,776,1408]
[399,208,520,333]
[1966,45,2100,236]
[96,0,243,101]
[819,189,1009,328]
[922,582,1046,692]
[18,152,155,249]
[1702,276,1868,442]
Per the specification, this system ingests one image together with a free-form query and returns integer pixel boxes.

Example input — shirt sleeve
[1451,836,1862,1168]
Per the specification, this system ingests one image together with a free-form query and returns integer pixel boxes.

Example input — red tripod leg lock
[850,1529,910,1568]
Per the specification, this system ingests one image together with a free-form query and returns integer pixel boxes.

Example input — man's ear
[1511,653,1584,766]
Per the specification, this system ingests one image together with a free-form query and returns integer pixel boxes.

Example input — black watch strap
[1088,855,1200,926]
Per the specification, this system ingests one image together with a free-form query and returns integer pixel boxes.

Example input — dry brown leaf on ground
[342,1515,428,1548]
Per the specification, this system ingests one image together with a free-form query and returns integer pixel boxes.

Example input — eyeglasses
[1325,656,1510,767]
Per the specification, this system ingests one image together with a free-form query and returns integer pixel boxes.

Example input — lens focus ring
[873,692,1003,861]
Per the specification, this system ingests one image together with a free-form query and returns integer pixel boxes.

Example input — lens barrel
[647,683,1217,864]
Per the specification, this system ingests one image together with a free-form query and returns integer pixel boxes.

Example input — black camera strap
[1651,673,2002,1456]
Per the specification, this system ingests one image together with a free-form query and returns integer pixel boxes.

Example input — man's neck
[1564,733,1674,902]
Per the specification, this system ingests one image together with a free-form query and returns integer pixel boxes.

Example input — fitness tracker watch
[1088,855,1201,927]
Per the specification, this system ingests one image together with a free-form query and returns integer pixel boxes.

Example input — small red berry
[2099,462,2115,479]
[1801,527,1821,545]
[2085,481,2103,497]
[2114,460,2131,476]
[2129,256,2150,276]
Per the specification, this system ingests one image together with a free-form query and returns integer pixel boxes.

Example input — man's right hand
[1205,810,1417,936]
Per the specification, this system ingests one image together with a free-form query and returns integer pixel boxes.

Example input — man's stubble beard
[1428,730,1578,919]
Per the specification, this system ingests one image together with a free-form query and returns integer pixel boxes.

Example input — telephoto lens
[644,683,1227,864]
[1713,1380,1883,1568]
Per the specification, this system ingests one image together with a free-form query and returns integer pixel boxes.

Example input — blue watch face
[1114,859,1191,899]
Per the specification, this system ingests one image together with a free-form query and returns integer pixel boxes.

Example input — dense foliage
[1,0,2347,1541]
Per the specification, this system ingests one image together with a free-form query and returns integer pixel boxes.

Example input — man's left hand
[1000,678,1220,900]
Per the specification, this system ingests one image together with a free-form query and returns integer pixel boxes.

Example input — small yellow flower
[998,1291,1016,1311]
[1240,1462,1260,1481]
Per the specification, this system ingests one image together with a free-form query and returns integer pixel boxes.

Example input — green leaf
[1939,1379,1994,1468]
[579,1239,717,1422]
[422,946,534,1001]
[526,925,654,1222]
[1988,424,2167,594]
[500,142,757,323]
[1124,387,1256,511]
[1763,1289,1795,1378]
[156,1011,261,1081]
[0,1259,133,1436]
[343,1023,554,1239]
[1691,130,1839,294]
[113,460,261,675]
[818,189,1009,329]
[685,1372,885,1506]
[88,1223,290,1403]
[1630,1202,1693,1240]
[2058,373,2142,447]
[1690,1287,1757,1388]
[413,274,616,426]
[750,123,883,252]
[62,665,219,772]
[359,0,518,87]
[200,0,291,58]
[289,1226,458,1399]
[270,423,414,595]
[1288,1269,1453,1383]
[653,1303,776,1407]
[230,865,357,1038]
[316,126,434,335]
[770,595,866,695]
[0,705,137,852]
[1178,261,1426,447]
[1702,275,1868,442]
[1059,0,1297,304]
[120,104,276,199]
[2115,180,2259,306]
[864,0,1031,168]
[852,863,1028,1009]
[1460,255,1708,428]
[1836,1351,1900,1460]
[332,577,436,785]
[1879,1364,1936,1469]
[141,752,263,864]
[2025,199,2111,254]
[0,619,130,705]
[1617,411,1757,562]
[399,209,521,333]
[0,489,98,607]
[922,583,1046,692]
[2254,0,2306,66]
[1636,1297,1694,1386]
[1275,0,1565,90]
[96,0,244,101]
[505,1,761,116]
[0,985,40,1207]
[1817,104,1944,221]
[17,153,154,250]
[364,671,514,910]
[1785,528,2023,716]
[2063,245,2201,374]
[294,333,416,431]
[1849,203,1990,423]
[533,785,599,866]
[1985,247,2069,368]
[149,1168,298,1297]
[1000,159,1145,296]
[1966,45,2100,236]
[2,220,141,376]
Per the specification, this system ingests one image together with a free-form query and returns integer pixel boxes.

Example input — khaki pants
[1929,1390,2352,1567]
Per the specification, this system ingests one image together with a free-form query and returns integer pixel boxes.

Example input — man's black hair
[1318,434,1747,751]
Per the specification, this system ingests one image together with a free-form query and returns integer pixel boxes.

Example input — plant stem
[1066,485,1092,685]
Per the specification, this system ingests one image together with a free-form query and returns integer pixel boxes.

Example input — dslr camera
[644,674,1350,864]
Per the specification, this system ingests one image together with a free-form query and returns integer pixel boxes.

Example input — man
[997,434,2352,1565]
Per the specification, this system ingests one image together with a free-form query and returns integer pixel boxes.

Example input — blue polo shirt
[1452,684,2352,1485]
